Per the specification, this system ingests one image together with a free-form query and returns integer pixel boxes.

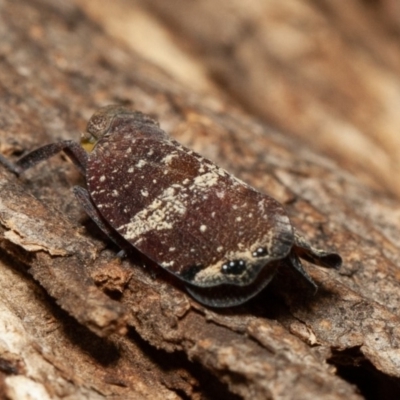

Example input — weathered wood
[1,0,400,399]
[79,0,400,198]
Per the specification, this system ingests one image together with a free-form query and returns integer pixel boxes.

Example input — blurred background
[74,0,400,198]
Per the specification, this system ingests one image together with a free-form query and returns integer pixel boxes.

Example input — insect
[0,106,341,307]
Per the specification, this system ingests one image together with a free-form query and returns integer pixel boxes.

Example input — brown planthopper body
[0,106,341,307]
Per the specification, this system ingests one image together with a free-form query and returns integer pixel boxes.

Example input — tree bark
[0,0,399,399]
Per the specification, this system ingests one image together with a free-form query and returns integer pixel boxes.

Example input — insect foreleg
[73,186,127,255]
[287,251,318,293]
[0,140,88,176]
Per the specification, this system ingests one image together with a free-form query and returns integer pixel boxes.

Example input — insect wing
[87,129,293,288]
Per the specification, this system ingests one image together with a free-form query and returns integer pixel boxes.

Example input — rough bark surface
[0,1,399,399]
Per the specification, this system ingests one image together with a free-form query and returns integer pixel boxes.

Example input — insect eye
[221,259,246,275]
[252,247,267,257]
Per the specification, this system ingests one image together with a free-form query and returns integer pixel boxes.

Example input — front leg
[287,250,318,293]
[73,186,127,256]
[0,140,88,176]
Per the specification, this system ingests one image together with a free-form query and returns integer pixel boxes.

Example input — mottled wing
[87,122,293,288]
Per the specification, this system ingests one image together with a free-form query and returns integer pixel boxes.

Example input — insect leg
[0,140,88,176]
[73,186,127,256]
[288,250,318,293]
[293,230,342,269]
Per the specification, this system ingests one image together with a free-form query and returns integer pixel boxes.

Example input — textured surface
[86,112,292,287]
[0,0,400,399]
